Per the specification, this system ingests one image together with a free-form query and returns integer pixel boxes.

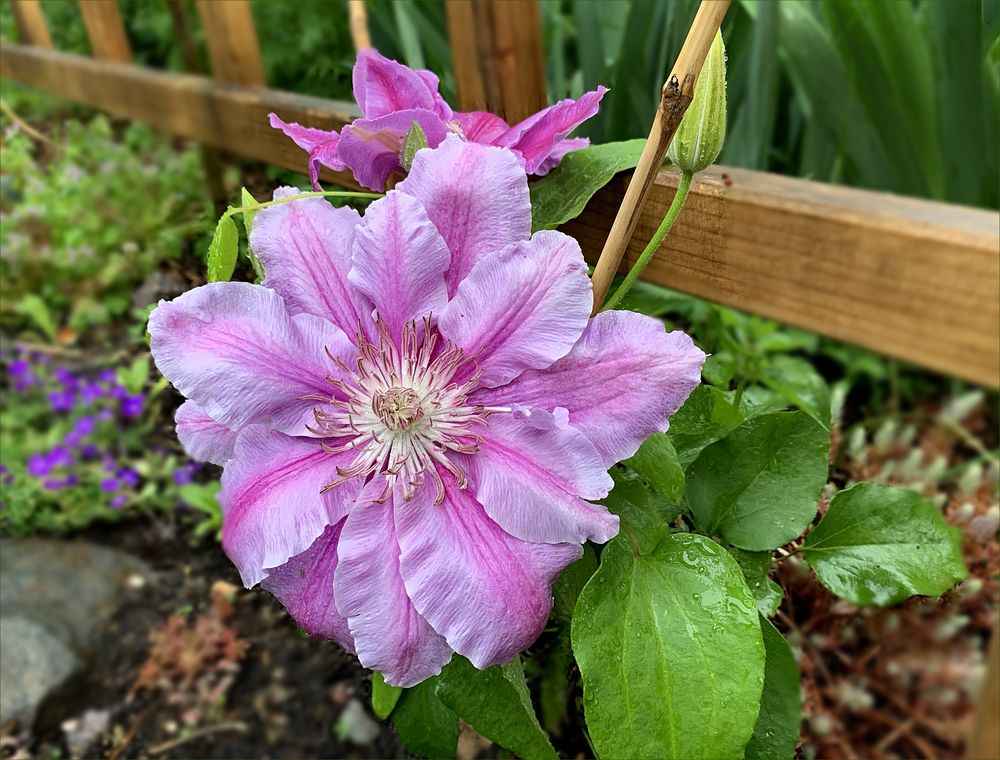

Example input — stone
[335,699,381,746]
[0,539,153,652]
[0,617,80,725]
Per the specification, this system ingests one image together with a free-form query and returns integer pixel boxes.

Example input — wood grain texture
[566,165,999,387]
[195,0,265,86]
[10,0,52,48]
[79,0,132,63]
[0,43,359,187]
[444,0,546,123]
[2,41,997,386]
[968,626,1000,759]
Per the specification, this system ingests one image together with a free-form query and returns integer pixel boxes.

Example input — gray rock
[336,699,381,746]
[0,539,152,652]
[0,616,80,725]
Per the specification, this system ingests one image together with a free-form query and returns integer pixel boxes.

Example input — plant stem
[601,170,693,311]
[223,190,383,222]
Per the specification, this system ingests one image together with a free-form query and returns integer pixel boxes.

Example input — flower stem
[226,190,383,219]
[600,170,694,312]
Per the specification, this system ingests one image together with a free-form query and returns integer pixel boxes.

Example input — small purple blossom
[271,48,606,191]
[148,139,704,687]
[43,478,66,490]
[100,478,119,492]
[54,367,79,389]
[80,443,100,459]
[81,383,104,404]
[98,409,114,422]
[73,416,96,436]
[121,393,145,418]
[8,359,30,377]
[98,369,117,384]
[117,468,140,488]
[172,466,194,486]
[48,390,76,412]
[46,447,74,468]
[27,454,52,477]
[110,494,127,509]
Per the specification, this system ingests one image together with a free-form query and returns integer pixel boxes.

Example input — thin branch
[589,0,730,314]
[148,721,248,756]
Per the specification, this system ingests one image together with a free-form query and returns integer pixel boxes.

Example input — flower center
[307,316,501,505]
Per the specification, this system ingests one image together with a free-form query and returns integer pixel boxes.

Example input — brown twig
[348,0,372,52]
[0,98,59,149]
[147,721,248,756]
[589,0,730,314]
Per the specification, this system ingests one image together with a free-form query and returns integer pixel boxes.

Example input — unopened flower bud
[667,31,727,173]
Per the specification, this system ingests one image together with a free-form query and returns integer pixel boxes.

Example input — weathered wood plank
[195,0,265,86]
[10,0,52,48]
[79,0,132,63]
[565,166,999,387]
[0,43,360,187]
[444,0,546,123]
[2,42,997,386]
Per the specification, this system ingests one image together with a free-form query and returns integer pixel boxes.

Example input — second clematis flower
[149,136,704,687]
[270,47,607,191]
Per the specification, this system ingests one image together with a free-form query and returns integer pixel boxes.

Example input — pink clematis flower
[149,137,704,687]
[271,48,607,191]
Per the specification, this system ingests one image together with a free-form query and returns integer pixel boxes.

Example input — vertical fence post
[444,0,547,123]
[10,0,52,48]
[195,0,266,87]
[969,625,1000,759]
[348,0,371,52]
[78,0,132,63]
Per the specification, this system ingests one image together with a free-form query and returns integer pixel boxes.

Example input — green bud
[667,31,727,174]
[400,120,429,171]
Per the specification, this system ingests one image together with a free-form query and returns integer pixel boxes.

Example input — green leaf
[371,671,402,720]
[572,533,765,759]
[552,543,597,625]
[624,432,684,503]
[392,676,459,759]
[15,294,57,341]
[435,656,556,760]
[120,354,149,395]
[601,469,678,554]
[745,617,801,760]
[759,355,831,429]
[206,211,239,283]
[239,187,265,280]
[730,549,783,618]
[529,139,645,232]
[400,121,430,171]
[668,385,745,469]
[687,411,829,550]
[801,483,968,606]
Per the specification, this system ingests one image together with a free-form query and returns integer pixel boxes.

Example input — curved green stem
[227,189,382,218]
[601,170,694,312]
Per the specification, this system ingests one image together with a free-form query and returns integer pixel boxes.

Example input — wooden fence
[2,0,998,391]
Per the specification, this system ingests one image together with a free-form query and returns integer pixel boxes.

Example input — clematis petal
[396,135,531,295]
[499,86,607,173]
[476,310,706,466]
[533,137,590,176]
[261,521,356,653]
[349,190,450,341]
[438,230,592,387]
[334,496,453,687]
[353,48,453,120]
[463,410,618,545]
[454,110,510,143]
[268,113,345,191]
[396,472,582,668]
[174,400,237,466]
[250,187,369,334]
[220,426,362,587]
[149,282,354,437]
[338,109,449,191]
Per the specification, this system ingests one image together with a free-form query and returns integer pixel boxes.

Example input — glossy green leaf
[730,548,783,618]
[529,139,645,232]
[624,432,685,502]
[601,469,677,554]
[668,385,746,469]
[745,617,801,760]
[801,483,968,606]
[759,355,831,429]
[552,543,597,625]
[206,211,239,283]
[435,656,556,760]
[371,671,402,720]
[239,187,265,280]
[572,533,764,759]
[392,676,459,759]
[687,411,829,550]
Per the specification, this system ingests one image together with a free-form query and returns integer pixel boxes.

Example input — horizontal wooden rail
[0,42,361,187]
[2,42,998,387]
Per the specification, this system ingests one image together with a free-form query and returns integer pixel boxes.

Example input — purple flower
[172,464,195,486]
[98,409,114,422]
[8,359,30,377]
[147,139,704,687]
[54,367,79,389]
[80,443,99,459]
[121,393,145,418]
[117,468,140,488]
[46,447,74,468]
[48,390,76,412]
[27,454,52,477]
[271,48,606,191]
[98,369,117,384]
[81,383,104,404]
[110,494,127,509]
[43,478,66,490]
[100,478,119,492]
